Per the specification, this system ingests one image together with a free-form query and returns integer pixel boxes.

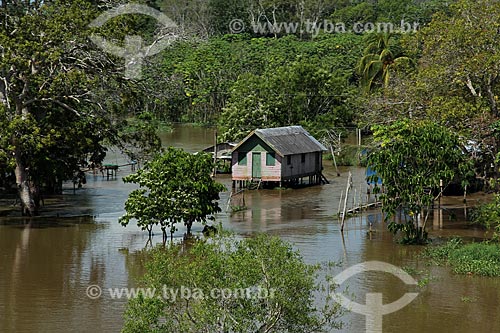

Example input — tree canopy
[0,0,163,215]
[368,120,473,243]
[123,233,343,332]
[120,147,225,243]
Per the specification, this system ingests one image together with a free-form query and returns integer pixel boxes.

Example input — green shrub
[470,194,500,241]
[422,239,500,277]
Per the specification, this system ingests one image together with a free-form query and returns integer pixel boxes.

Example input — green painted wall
[238,136,274,153]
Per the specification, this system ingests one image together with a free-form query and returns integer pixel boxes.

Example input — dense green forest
[1,0,500,216]
[146,0,454,135]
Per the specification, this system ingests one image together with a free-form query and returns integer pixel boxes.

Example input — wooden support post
[439,179,443,208]
[359,185,363,212]
[213,130,218,178]
[340,172,352,232]
[338,190,344,217]
[330,145,340,176]
[353,188,357,212]
[463,185,467,203]
[226,191,232,212]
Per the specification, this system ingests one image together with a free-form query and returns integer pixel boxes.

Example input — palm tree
[357,33,411,93]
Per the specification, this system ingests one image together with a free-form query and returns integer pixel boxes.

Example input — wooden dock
[83,161,138,180]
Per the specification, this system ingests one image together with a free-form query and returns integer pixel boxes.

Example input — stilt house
[231,126,327,188]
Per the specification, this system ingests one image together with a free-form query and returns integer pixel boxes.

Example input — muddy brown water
[1,124,499,332]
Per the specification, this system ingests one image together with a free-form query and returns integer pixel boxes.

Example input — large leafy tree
[120,147,225,243]
[417,0,500,185]
[368,120,473,244]
[366,0,500,188]
[0,0,164,215]
[420,0,500,117]
[123,233,343,332]
[0,0,114,215]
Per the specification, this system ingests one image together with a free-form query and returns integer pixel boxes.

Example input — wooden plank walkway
[345,201,381,215]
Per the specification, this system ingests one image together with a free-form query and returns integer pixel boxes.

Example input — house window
[301,153,306,163]
[266,152,276,166]
[287,155,291,165]
[238,152,247,165]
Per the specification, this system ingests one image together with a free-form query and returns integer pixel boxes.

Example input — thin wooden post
[359,185,363,212]
[439,179,443,208]
[353,188,357,212]
[213,130,218,178]
[226,191,232,212]
[330,145,340,176]
[338,190,344,217]
[341,172,352,232]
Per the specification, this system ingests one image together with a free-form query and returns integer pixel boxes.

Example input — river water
[1,125,499,333]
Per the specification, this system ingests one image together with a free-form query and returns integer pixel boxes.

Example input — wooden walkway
[344,201,381,215]
[82,162,138,180]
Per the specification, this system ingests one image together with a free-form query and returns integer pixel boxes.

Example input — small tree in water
[122,233,343,333]
[368,120,473,244]
[120,147,225,243]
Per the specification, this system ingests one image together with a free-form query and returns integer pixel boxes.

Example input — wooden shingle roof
[233,126,327,157]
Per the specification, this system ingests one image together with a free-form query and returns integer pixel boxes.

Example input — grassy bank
[422,238,500,277]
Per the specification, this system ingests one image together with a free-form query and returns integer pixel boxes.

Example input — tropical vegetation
[422,238,500,277]
[367,120,474,244]
[120,148,225,243]
[122,233,343,333]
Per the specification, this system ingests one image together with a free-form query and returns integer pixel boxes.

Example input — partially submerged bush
[422,238,500,277]
[123,233,343,333]
[469,194,500,241]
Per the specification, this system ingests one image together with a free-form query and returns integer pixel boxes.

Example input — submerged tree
[120,147,225,243]
[0,1,109,215]
[368,120,473,244]
[122,233,343,332]
[0,0,165,215]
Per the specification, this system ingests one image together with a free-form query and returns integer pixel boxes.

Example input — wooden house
[201,142,236,174]
[231,126,328,188]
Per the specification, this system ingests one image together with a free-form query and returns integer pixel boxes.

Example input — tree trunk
[14,148,39,216]
[486,75,499,117]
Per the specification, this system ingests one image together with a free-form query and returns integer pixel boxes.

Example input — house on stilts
[231,126,329,189]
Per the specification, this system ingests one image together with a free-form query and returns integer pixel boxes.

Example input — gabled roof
[232,126,327,157]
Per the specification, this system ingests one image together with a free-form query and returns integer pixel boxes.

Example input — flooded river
[1,125,499,332]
